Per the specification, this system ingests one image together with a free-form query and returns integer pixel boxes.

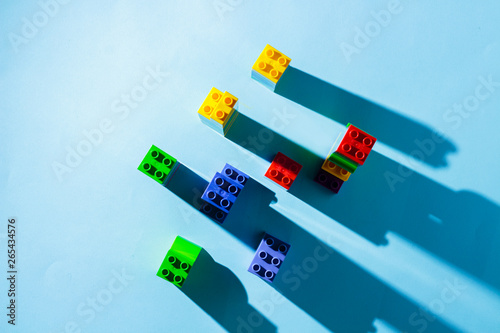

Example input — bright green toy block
[156,236,202,288]
[328,151,358,174]
[138,145,178,185]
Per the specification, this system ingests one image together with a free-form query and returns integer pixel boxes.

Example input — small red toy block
[336,124,376,165]
[264,152,302,190]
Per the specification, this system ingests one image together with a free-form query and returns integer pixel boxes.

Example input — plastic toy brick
[210,91,238,126]
[321,159,350,181]
[314,169,344,193]
[251,44,291,90]
[198,87,223,122]
[328,151,358,174]
[199,202,227,224]
[201,172,241,213]
[248,233,290,283]
[336,124,376,165]
[264,152,302,190]
[221,163,249,187]
[156,236,202,288]
[138,145,179,185]
[199,164,248,220]
[198,87,239,136]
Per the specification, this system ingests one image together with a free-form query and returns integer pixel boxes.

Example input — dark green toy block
[156,236,202,288]
[138,145,178,184]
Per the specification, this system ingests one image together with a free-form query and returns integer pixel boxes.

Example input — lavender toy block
[314,169,344,193]
[248,233,290,283]
[199,202,228,224]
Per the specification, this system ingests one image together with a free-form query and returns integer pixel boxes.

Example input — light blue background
[1,1,500,332]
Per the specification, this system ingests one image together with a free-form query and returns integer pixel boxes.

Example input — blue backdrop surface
[1,1,500,332]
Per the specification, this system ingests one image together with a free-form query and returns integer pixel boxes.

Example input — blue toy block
[248,233,290,283]
[201,174,240,213]
[199,202,227,224]
[221,164,249,186]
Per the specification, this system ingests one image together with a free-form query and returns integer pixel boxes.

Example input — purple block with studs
[248,233,290,283]
[314,169,344,193]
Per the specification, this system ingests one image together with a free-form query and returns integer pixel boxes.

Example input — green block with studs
[328,151,358,174]
[156,236,202,288]
[138,145,179,185]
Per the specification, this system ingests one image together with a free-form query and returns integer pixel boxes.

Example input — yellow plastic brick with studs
[321,159,351,181]
[211,91,238,126]
[252,44,291,85]
[198,87,223,120]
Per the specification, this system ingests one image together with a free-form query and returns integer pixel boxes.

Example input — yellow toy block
[252,44,291,87]
[321,159,351,181]
[198,87,223,120]
[211,91,238,126]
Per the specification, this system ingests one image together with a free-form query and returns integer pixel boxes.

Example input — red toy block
[336,124,376,165]
[265,152,302,190]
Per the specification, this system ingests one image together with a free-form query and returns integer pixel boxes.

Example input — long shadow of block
[182,249,276,333]
[165,161,457,332]
[225,113,500,293]
[274,66,457,168]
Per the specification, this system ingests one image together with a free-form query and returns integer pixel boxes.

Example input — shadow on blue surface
[166,163,457,333]
[225,113,500,292]
[180,248,276,333]
[274,66,457,168]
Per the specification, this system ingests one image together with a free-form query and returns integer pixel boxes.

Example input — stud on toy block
[264,152,302,190]
[321,159,351,181]
[328,151,358,174]
[248,233,290,283]
[199,202,227,224]
[336,124,376,165]
[221,163,249,187]
[156,236,202,288]
[138,145,179,185]
[251,44,291,91]
[314,169,344,193]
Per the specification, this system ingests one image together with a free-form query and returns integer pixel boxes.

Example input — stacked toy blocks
[316,124,376,193]
[248,233,290,283]
[157,236,202,288]
[199,163,249,224]
[265,152,302,190]
[198,87,239,136]
[251,44,291,91]
[138,145,179,186]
